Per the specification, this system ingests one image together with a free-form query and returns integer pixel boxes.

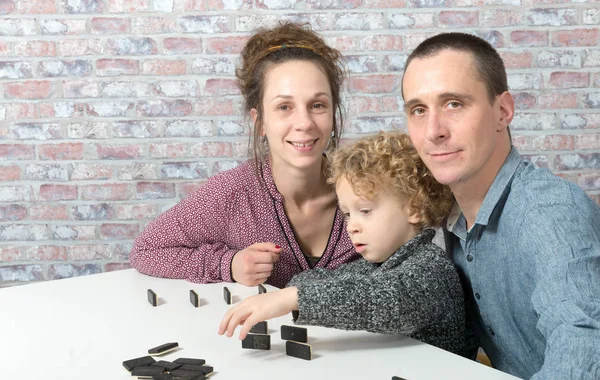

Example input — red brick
[141,59,186,75]
[4,81,54,99]
[552,29,599,47]
[163,37,202,54]
[500,51,533,69]
[105,262,132,271]
[0,265,44,282]
[132,16,177,33]
[481,9,523,27]
[0,0,16,14]
[97,59,139,76]
[136,182,176,199]
[25,246,67,260]
[81,183,130,200]
[438,11,478,27]
[48,264,101,279]
[593,73,600,88]
[107,0,151,13]
[0,204,27,221]
[96,144,141,159]
[137,100,193,117]
[190,141,233,157]
[578,173,600,191]
[178,181,204,199]
[532,134,574,151]
[100,223,138,239]
[576,133,600,150]
[0,42,11,56]
[353,97,382,113]
[0,165,20,180]
[38,143,85,160]
[16,0,56,13]
[63,80,100,98]
[0,246,22,262]
[0,144,34,160]
[205,36,248,54]
[114,204,160,219]
[510,31,548,47]
[38,102,85,118]
[3,103,37,120]
[29,204,69,220]
[195,98,241,116]
[538,92,578,109]
[326,36,357,52]
[549,72,589,89]
[149,143,188,158]
[14,41,57,57]
[91,17,131,34]
[203,78,239,96]
[349,74,399,93]
[57,39,103,56]
[39,184,78,201]
[68,244,111,260]
[106,37,158,55]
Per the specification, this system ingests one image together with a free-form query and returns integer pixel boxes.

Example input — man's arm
[524,202,600,380]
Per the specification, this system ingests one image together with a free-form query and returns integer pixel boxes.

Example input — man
[402,32,600,379]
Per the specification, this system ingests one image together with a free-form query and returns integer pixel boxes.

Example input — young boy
[218,132,466,355]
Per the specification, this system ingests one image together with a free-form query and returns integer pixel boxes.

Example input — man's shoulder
[510,162,591,208]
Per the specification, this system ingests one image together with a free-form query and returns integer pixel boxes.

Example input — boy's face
[336,177,421,263]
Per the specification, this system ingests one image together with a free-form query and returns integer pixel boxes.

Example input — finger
[218,308,234,335]
[239,315,259,341]
[250,250,280,264]
[251,263,274,273]
[250,242,282,253]
[226,308,249,338]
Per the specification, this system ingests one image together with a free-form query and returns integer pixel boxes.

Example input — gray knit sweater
[287,229,467,356]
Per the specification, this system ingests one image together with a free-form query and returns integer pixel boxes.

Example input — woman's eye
[278,104,290,111]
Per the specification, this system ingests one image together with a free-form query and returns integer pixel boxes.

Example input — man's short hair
[403,32,508,104]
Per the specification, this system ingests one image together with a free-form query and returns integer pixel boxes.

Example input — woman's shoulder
[200,159,261,193]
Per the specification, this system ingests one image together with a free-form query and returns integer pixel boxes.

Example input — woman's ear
[251,108,258,125]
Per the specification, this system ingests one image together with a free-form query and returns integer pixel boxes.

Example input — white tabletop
[0,269,519,380]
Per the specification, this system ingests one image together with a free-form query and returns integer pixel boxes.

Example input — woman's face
[252,60,334,173]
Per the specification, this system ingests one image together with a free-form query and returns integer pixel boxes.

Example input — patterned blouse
[129,158,359,288]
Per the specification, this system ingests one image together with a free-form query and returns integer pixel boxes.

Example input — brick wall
[0,0,598,286]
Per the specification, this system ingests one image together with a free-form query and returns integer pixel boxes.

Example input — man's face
[402,49,512,190]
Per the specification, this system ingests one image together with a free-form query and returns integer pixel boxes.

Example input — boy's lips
[353,243,367,253]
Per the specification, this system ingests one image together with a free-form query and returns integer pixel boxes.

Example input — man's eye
[412,107,425,115]
[448,101,461,109]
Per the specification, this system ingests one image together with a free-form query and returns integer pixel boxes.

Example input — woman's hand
[231,243,282,286]
[218,287,299,340]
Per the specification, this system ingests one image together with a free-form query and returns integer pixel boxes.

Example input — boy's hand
[231,243,281,286]
[218,287,299,340]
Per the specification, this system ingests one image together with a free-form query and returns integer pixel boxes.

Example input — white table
[0,269,519,379]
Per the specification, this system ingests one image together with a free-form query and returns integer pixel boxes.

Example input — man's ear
[496,91,514,133]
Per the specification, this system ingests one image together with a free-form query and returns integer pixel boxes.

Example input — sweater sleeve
[129,174,238,283]
[294,253,465,339]
[286,259,366,287]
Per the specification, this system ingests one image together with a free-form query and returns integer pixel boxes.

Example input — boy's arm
[286,259,365,287]
[524,203,600,380]
[294,252,463,336]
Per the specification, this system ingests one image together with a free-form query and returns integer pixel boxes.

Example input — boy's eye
[360,209,371,215]
[342,212,350,218]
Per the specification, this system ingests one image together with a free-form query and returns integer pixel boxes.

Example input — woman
[129,22,359,288]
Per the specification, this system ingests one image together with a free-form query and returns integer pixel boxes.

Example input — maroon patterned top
[129,158,359,288]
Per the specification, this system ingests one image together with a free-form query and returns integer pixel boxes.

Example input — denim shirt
[444,147,600,380]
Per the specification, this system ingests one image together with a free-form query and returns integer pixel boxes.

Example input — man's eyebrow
[402,92,474,111]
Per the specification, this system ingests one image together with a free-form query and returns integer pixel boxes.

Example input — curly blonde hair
[328,132,454,229]
[236,22,346,166]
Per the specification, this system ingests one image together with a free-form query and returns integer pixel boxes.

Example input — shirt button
[467,254,473,262]
[475,292,481,300]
